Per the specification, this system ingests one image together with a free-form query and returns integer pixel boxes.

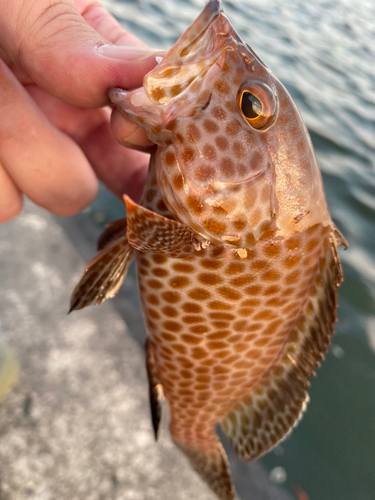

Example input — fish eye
[240,92,262,119]
[238,81,277,130]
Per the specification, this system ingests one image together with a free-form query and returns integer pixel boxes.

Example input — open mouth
[143,1,227,106]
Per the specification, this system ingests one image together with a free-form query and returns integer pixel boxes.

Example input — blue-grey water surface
[90,1,375,498]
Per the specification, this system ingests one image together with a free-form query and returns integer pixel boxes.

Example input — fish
[70,1,347,499]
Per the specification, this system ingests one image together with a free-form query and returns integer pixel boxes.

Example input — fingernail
[107,87,127,104]
[97,44,166,62]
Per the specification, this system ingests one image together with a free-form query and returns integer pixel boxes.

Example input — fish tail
[172,429,234,500]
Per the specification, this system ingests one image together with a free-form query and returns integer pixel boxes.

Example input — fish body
[71,1,346,499]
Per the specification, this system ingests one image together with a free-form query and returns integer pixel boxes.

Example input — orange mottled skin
[71,2,346,499]
[138,161,329,450]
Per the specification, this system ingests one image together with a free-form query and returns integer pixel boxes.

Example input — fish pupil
[241,91,262,119]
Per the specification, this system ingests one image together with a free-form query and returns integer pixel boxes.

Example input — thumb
[0,0,157,107]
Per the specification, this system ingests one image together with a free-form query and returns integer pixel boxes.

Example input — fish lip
[180,3,227,59]
[142,1,228,103]
[202,0,223,23]
[182,0,224,50]
[108,2,228,118]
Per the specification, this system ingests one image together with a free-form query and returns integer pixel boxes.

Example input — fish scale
[137,165,329,443]
[70,1,346,499]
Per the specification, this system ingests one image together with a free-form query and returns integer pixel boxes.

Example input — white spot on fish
[236,248,247,259]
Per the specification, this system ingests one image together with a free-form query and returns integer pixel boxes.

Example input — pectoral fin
[70,236,132,311]
[97,218,127,250]
[124,195,199,258]
[221,231,342,461]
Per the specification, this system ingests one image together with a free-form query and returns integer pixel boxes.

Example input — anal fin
[70,235,132,311]
[145,339,163,441]
[124,195,200,258]
[175,437,234,500]
[221,231,342,461]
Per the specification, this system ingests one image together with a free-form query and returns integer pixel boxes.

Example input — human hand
[0,0,158,223]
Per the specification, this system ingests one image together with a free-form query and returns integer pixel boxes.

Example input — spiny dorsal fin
[97,218,127,250]
[221,230,342,461]
[145,339,163,441]
[124,195,199,258]
[333,224,349,250]
[70,236,132,311]
[174,437,234,500]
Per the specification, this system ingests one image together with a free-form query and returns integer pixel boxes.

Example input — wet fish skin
[71,1,346,499]
[109,0,331,247]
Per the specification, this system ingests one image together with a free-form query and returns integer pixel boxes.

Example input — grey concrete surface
[0,200,292,500]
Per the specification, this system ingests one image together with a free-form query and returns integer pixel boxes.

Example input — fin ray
[174,437,234,500]
[70,236,132,311]
[124,195,198,258]
[333,224,349,250]
[97,218,127,250]
[145,339,163,441]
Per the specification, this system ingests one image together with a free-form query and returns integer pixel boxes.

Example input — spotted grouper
[70,1,347,498]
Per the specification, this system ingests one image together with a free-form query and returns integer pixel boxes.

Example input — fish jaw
[108,2,232,127]
[109,0,332,247]
[143,0,227,112]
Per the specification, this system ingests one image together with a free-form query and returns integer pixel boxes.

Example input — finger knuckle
[0,195,23,223]
[17,3,86,72]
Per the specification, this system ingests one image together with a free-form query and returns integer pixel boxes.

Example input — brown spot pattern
[137,223,329,450]
[122,43,343,495]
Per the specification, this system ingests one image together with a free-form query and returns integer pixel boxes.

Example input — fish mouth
[143,0,230,107]
[107,1,232,123]
[177,0,223,58]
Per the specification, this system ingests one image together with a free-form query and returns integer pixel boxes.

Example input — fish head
[109,0,331,246]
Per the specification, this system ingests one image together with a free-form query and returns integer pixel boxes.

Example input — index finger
[75,1,156,154]
[0,0,157,107]
[78,0,147,47]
